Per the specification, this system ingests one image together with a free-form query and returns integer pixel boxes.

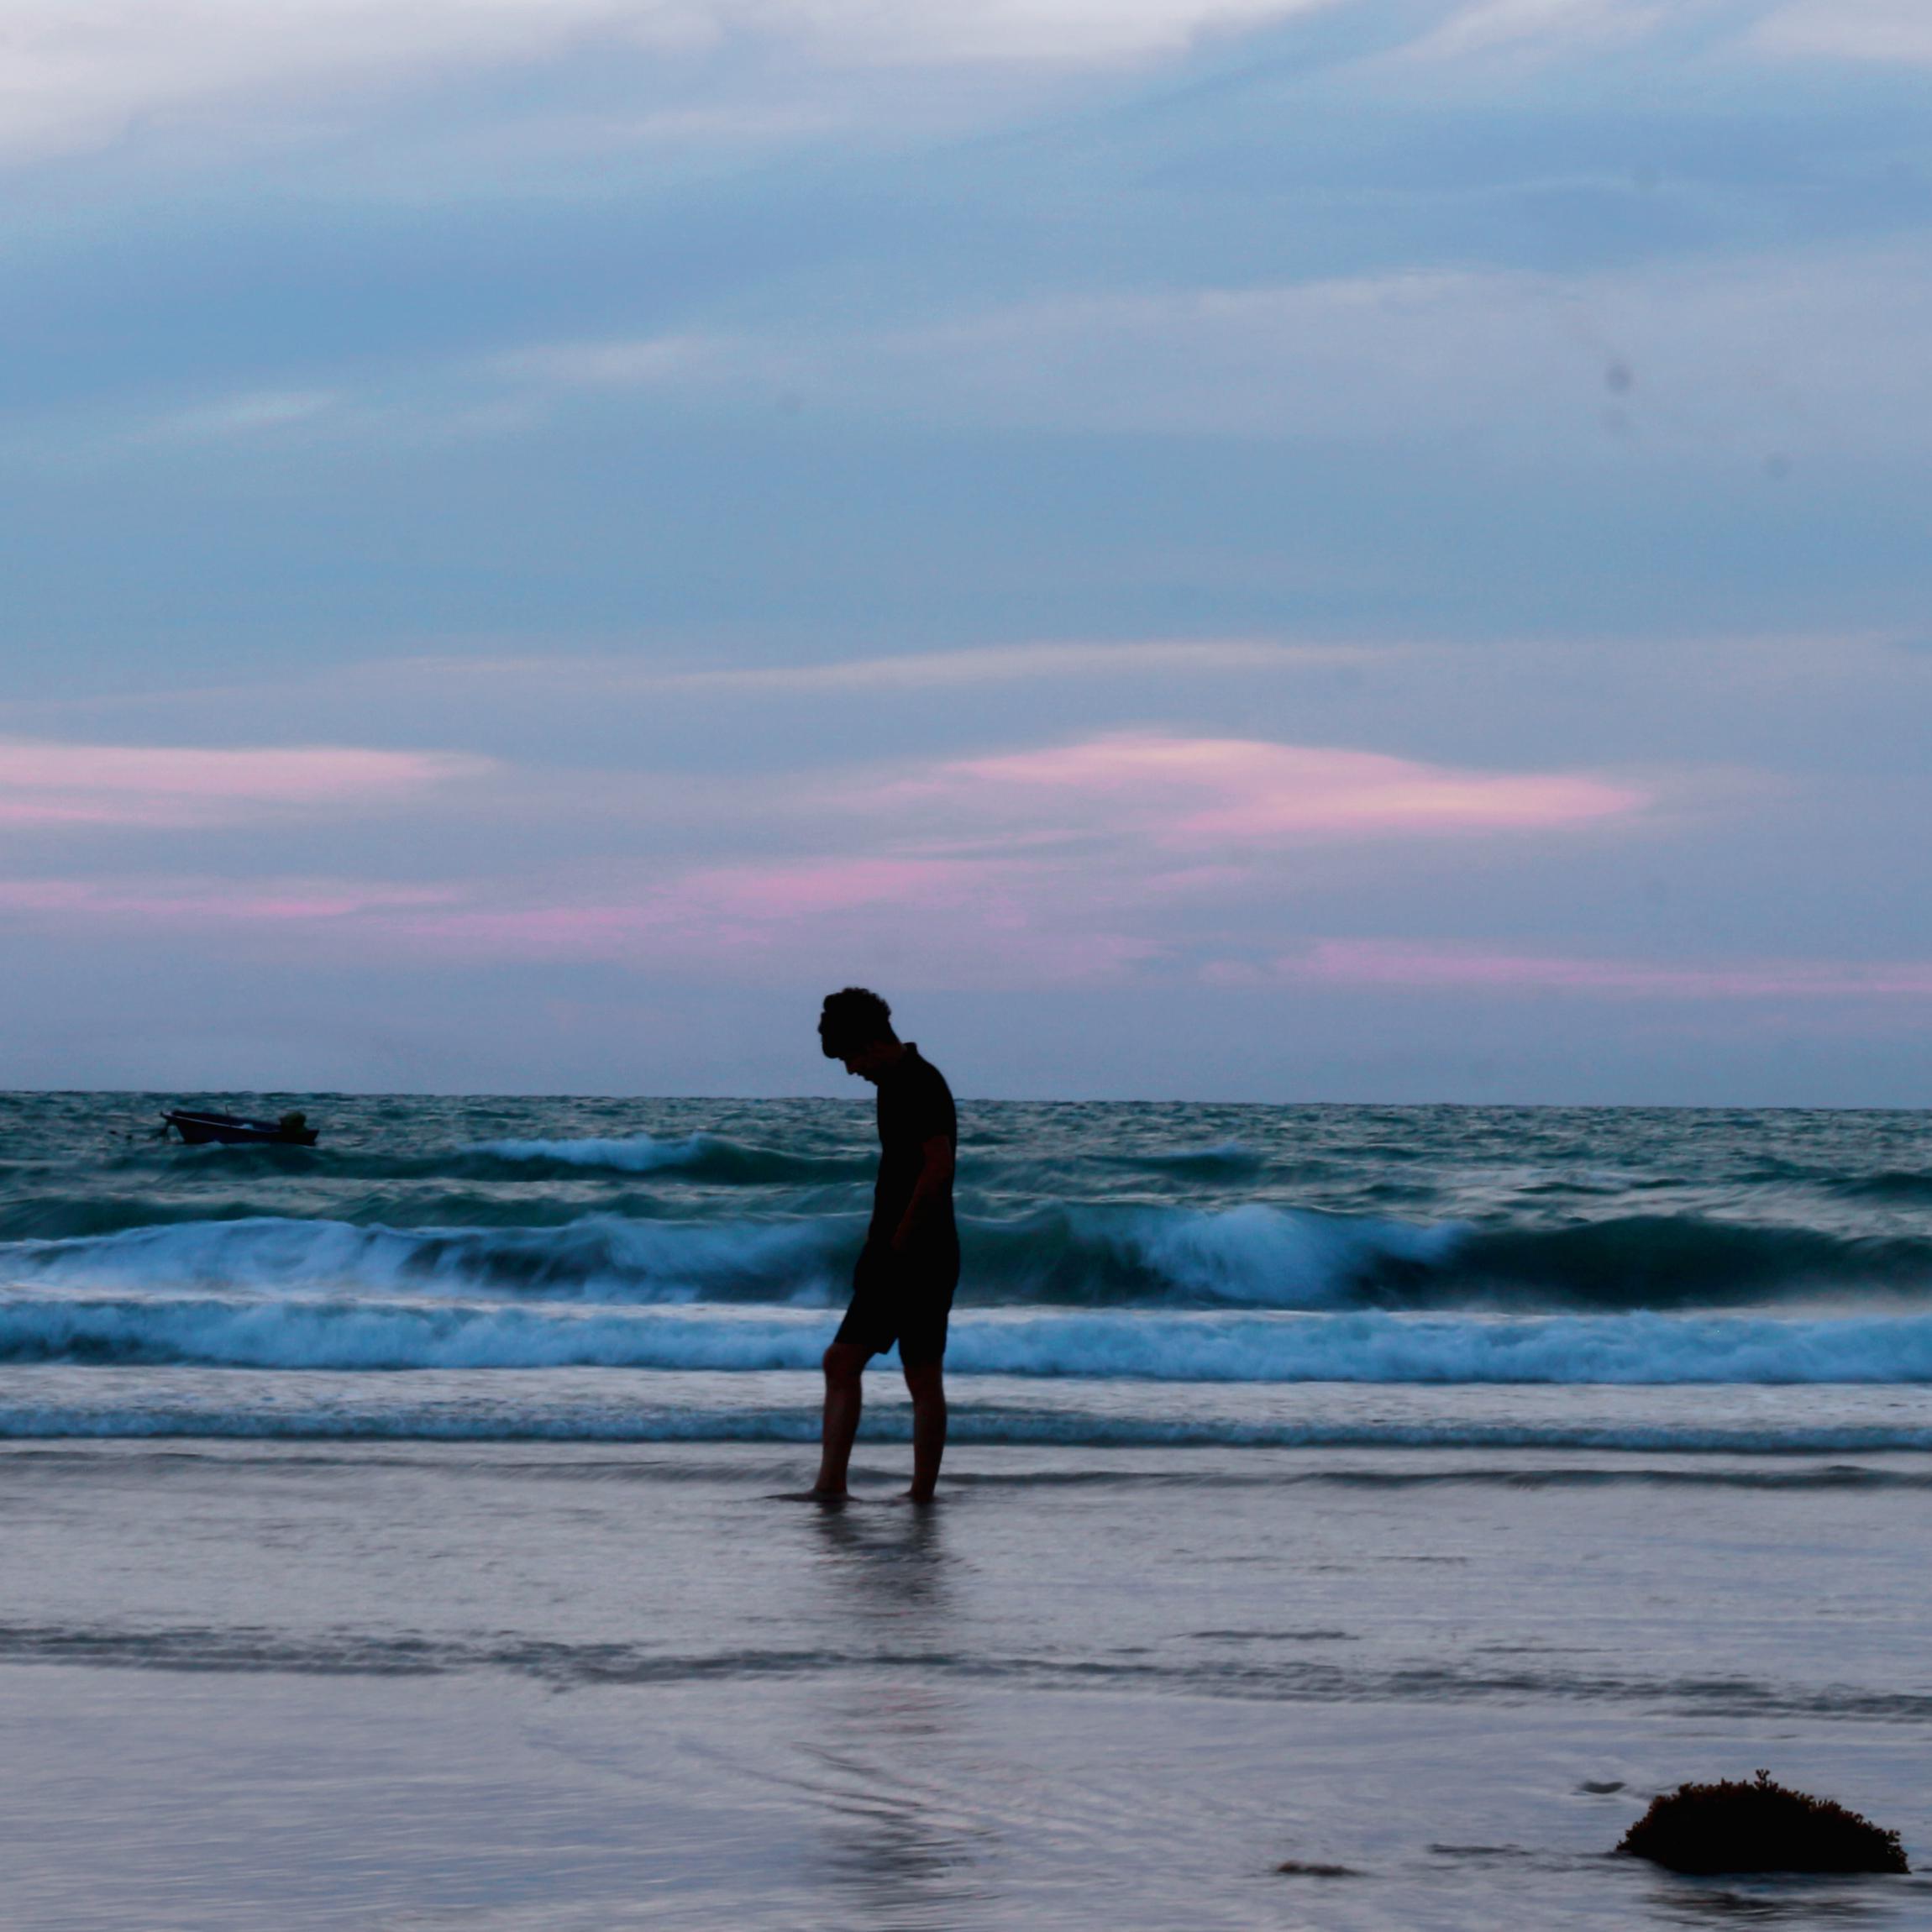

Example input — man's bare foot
[900,1488,938,1505]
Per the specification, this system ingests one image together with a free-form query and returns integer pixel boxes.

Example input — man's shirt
[867,1044,958,1255]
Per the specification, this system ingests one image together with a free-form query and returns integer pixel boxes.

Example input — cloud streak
[1276,941,1932,999]
[470,243,1932,459]
[886,732,1645,848]
[0,742,488,827]
[0,0,1341,164]
[0,876,460,921]
[11,0,1837,176]
[1399,0,1670,65]
[1752,0,1932,64]
[658,639,1367,694]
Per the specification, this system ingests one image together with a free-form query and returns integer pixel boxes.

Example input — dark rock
[1618,1771,1908,1876]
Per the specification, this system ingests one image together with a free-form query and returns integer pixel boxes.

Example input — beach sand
[1,1436,1928,1929]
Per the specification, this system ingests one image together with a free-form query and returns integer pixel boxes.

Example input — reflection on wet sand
[809,1502,953,1621]
[802,1504,995,1924]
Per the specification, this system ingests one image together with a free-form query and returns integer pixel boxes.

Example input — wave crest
[0,1215,852,1305]
[1,1297,1930,1382]
[465,1133,871,1185]
[3,1205,1929,1315]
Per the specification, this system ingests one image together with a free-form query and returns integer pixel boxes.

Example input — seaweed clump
[1618,1771,1908,1876]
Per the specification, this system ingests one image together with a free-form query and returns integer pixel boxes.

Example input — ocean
[3,1094,1930,1928]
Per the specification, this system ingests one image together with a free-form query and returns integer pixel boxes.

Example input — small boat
[162,1109,318,1147]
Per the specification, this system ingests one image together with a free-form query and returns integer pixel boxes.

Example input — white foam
[468,1134,710,1171]
[1101,1200,1457,1306]
[0,1214,851,1303]
[3,1296,1931,1382]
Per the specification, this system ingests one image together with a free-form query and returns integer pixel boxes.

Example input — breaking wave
[0,1297,1929,1382]
[463,1134,871,1185]
[0,1214,853,1305]
[3,1203,1929,1314]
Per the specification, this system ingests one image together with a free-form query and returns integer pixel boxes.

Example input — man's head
[818,986,902,1081]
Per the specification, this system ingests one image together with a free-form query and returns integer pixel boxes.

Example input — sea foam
[470,1134,712,1172]
[2,1295,1929,1382]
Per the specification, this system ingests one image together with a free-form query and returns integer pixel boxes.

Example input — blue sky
[2,0,1930,1100]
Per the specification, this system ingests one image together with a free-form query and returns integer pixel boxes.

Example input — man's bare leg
[814,1342,868,1497]
[902,1359,947,1503]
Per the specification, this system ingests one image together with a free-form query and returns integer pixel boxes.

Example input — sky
[2,0,1930,1101]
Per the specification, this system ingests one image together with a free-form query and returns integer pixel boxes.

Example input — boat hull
[163,1111,319,1147]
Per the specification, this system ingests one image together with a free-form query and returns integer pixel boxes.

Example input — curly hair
[818,986,896,1056]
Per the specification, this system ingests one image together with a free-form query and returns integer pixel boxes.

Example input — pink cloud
[17,864,1932,1011]
[1282,941,1932,999]
[381,853,1148,981]
[0,732,1655,990]
[0,860,1002,950]
[0,853,1151,986]
[668,856,999,921]
[0,878,460,922]
[891,732,1643,847]
[386,857,1005,955]
[0,741,488,827]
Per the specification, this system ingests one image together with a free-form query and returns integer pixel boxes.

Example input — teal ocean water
[3,1095,1932,1445]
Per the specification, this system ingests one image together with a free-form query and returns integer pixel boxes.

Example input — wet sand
[0,1438,1927,1929]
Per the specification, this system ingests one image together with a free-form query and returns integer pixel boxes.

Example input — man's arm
[890,1134,955,1252]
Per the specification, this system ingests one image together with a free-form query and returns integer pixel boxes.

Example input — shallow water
[0,1440,1928,1929]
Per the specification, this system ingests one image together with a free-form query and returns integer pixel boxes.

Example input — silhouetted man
[812,987,958,1503]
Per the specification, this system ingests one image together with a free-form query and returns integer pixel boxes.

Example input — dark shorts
[833,1243,959,1368]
